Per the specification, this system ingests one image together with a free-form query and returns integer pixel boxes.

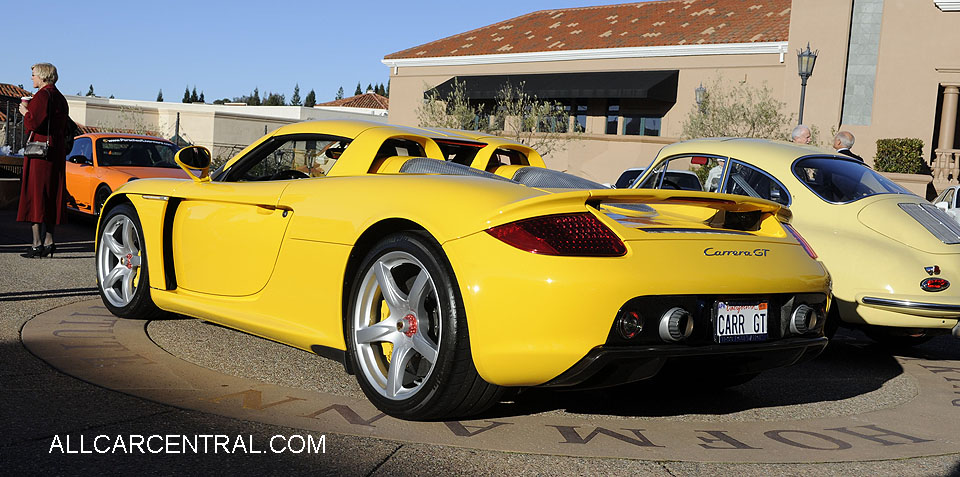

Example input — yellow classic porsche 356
[95,120,830,420]
[633,138,960,346]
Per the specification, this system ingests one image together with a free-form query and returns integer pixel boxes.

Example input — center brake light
[783,223,817,259]
[486,213,626,257]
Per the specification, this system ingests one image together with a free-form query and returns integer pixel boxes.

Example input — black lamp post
[695,83,706,113]
[797,43,818,124]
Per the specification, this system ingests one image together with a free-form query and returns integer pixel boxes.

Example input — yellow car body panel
[638,138,960,331]
[447,230,829,385]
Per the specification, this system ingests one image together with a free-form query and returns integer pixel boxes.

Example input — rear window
[792,156,913,203]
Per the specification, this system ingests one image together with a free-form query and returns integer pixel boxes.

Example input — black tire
[864,327,934,348]
[94,185,111,216]
[345,231,503,420]
[96,203,164,319]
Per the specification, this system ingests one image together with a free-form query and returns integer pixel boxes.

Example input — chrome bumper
[861,296,960,313]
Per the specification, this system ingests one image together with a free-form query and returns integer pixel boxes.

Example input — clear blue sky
[3,0,636,103]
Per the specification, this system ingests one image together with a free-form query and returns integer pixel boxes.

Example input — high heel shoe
[41,244,56,258]
[21,245,43,258]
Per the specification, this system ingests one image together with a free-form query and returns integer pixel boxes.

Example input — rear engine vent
[399,158,511,182]
[899,203,960,245]
[511,167,607,189]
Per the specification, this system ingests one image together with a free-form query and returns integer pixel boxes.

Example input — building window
[622,115,662,137]
[606,102,620,135]
[570,103,587,133]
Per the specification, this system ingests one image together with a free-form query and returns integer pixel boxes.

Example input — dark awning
[427,71,679,103]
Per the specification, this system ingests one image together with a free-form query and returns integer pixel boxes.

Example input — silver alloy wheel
[97,213,143,308]
[352,250,442,401]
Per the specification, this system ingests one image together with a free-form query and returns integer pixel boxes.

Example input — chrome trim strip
[141,195,170,201]
[861,296,960,312]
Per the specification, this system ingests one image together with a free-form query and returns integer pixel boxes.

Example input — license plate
[714,301,768,343]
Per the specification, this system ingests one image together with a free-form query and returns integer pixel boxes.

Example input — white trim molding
[382,42,789,68]
[935,1,960,11]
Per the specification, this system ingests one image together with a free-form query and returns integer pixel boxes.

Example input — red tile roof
[385,0,790,60]
[0,83,32,99]
[317,92,389,110]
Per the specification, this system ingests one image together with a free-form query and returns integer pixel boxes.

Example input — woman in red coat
[17,62,69,258]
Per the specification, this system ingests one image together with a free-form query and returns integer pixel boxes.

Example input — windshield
[96,138,179,168]
[792,156,913,203]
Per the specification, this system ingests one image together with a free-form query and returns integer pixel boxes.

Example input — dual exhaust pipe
[616,304,822,342]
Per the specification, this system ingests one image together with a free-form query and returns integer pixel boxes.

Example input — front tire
[96,203,163,319]
[345,232,502,420]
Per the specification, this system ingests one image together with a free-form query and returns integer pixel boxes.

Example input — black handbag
[24,131,49,159]
[23,98,55,160]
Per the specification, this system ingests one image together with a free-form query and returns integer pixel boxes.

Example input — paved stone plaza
[2,210,959,475]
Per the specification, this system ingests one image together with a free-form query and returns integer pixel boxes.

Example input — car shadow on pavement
[0,209,96,255]
[483,332,915,419]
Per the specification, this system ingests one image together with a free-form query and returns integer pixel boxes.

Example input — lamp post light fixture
[797,42,818,124]
[695,83,706,114]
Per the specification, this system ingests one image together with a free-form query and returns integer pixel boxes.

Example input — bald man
[834,131,864,162]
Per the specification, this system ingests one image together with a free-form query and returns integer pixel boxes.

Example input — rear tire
[96,203,164,319]
[345,231,503,420]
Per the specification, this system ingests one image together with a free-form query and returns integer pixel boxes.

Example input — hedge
[874,138,927,174]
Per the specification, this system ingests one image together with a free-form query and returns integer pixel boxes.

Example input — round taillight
[921,277,950,292]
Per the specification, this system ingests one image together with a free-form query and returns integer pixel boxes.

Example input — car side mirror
[175,146,212,182]
[69,155,91,165]
[935,201,950,211]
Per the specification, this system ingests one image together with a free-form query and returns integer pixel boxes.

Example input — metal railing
[2,101,25,153]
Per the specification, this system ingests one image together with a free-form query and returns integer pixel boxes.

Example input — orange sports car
[65,133,189,215]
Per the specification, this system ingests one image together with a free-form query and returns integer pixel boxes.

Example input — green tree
[416,79,487,131]
[304,89,317,107]
[336,87,344,100]
[248,88,261,106]
[680,76,810,183]
[182,86,190,103]
[86,85,95,97]
[290,84,301,106]
[386,79,390,97]
[199,91,205,103]
[354,83,362,96]
[492,82,575,157]
[190,87,199,103]
[680,77,794,140]
[263,92,285,106]
[156,89,164,102]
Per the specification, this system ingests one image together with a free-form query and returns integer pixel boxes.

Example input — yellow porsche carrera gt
[96,120,830,420]
[633,138,960,346]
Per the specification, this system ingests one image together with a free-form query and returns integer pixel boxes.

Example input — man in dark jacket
[834,131,864,162]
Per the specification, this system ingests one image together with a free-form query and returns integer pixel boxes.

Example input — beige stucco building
[383,0,960,186]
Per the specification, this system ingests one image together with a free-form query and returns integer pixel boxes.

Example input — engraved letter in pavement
[548,426,663,447]
[203,389,306,411]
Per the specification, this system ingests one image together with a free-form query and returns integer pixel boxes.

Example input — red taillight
[486,213,626,257]
[784,223,817,259]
